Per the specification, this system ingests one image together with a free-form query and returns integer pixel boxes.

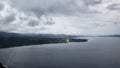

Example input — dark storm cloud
[9,0,101,17]
[44,19,55,25]
[84,0,102,6]
[0,2,4,11]
[28,8,46,17]
[107,3,120,10]
[28,20,39,27]
[1,14,16,24]
[19,16,28,21]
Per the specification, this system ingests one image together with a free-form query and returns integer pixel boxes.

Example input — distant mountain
[0,31,22,37]
[76,35,120,37]
[98,35,120,37]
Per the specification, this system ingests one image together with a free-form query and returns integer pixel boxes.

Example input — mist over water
[0,37,120,68]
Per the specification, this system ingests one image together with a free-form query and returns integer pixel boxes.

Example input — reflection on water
[0,37,120,68]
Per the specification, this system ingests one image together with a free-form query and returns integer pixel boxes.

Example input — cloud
[107,3,120,10]
[0,2,4,11]
[28,20,39,27]
[84,0,101,6]
[0,0,120,35]
[0,0,56,33]
[9,0,101,16]
[1,13,16,24]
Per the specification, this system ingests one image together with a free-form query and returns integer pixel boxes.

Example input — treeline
[0,31,88,48]
[0,36,69,48]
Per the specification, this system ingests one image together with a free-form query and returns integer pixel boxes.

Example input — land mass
[0,31,87,48]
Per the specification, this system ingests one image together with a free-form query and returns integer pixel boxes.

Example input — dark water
[0,37,120,68]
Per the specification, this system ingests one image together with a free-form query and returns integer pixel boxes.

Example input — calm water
[0,37,120,68]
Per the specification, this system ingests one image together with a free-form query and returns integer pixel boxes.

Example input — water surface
[0,37,120,68]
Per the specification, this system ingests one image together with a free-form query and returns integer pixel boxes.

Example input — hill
[0,31,87,48]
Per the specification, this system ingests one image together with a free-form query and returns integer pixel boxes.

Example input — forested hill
[0,31,76,38]
[0,31,87,48]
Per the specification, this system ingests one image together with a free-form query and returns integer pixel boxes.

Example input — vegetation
[0,37,69,48]
[0,31,88,48]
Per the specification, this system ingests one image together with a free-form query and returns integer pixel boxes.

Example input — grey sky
[107,3,120,10]
[0,0,120,35]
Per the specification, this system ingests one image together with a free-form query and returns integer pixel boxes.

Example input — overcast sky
[0,0,120,35]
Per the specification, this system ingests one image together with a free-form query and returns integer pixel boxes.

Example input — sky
[0,0,120,35]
